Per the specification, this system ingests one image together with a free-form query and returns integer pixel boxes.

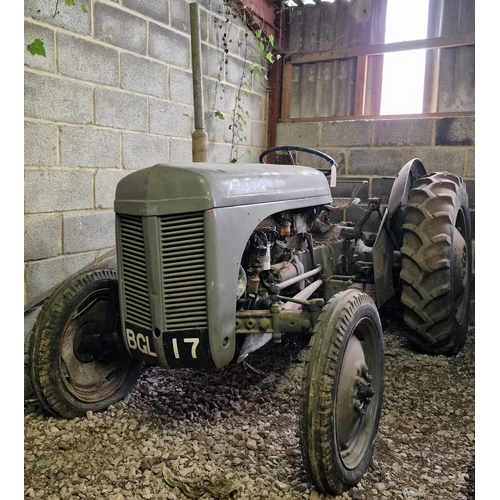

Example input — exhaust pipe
[190,2,208,162]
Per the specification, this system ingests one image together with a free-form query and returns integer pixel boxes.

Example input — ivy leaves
[26,1,88,57]
[27,39,46,57]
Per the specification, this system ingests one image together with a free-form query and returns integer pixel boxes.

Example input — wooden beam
[267,58,283,149]
[281,62,292,120]
[354,55,368,116]
[288,33,475,65]
[278,111,475,123]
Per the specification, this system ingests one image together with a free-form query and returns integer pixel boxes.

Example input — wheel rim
[335,317,380,470]
[452,206,469,325]
[59,287,131,403]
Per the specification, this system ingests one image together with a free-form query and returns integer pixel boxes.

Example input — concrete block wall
[24,0,270,396]
[277,115,475,320]
[276,116,475,231]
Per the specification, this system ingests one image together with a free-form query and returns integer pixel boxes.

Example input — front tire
[400,172,472,355]
[29,269,143,418]
[299,290,384,495]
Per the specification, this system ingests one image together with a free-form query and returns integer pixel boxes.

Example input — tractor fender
[372,159,426,308]
[385,158,427,247]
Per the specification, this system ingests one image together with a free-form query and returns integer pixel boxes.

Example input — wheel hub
[336,336,374,449]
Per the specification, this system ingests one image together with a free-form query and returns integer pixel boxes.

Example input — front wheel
[299,290,384,495]
[29,269,143,418]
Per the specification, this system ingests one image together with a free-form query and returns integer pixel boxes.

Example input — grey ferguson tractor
[29,146,472,495]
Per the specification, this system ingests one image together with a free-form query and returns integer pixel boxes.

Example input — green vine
[26,1,88,57]
[211,0,276,162]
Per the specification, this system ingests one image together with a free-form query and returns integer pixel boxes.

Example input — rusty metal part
[270,265,323,293]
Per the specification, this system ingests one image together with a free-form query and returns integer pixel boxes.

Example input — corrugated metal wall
[285,0,387,118]
[432,0,475,112]
[284,0,474,118]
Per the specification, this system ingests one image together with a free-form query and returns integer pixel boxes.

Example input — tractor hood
[114,162,332,216]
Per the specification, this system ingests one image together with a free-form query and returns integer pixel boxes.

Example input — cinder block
[199,9,209,41]
[24,72,92,124]
[206,80,238,115]
[404,147,466,176]
[122,0,169,24]
[251,121,266,148]
[466,148,475,178]
[170,68,193,106]
[122,133,170,171]
[24,22,55,72]
[95,88,147,132]
[170,0,190,33]
[60,126,120,168]
[209,14,242,56]
[24,169,93,213]
[208,142,233,163]
[318,149,346,175]
[244,92,265,121]
[170,139,192,163]
[225,55,246,87]
[149,23,190,69]
[94,2,147,54]
[25,0,91,35]
[435,117,475,146]
[95,170,131,209]
[24,214,62,261]
[149,99,192,137]
[205,113,226,143]
[348,149,403,176]
[374,118,433,147]
[276,122,321,147]
[25,252,96,304]
[121,53,168,99]
[58,34,119,86]
[201,44,224,80]
[322,120,373,147]
[63,211,116,253]
[24,121,57,167]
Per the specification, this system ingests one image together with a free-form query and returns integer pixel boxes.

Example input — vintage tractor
[28,147,472,495]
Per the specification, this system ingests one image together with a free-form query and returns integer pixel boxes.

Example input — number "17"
[172,338,200,359]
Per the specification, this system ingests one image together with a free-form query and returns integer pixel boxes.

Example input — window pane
[380,49,427,115]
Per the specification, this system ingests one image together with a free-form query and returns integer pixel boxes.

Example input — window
[380,0,429,115]
[279,0,475,121]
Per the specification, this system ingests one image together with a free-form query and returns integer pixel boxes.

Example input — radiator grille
[160,213,208,331]
[118,214,152,330]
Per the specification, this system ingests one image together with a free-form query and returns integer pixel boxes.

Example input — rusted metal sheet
[284,0,386,119]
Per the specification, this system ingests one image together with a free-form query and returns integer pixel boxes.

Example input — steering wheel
[259,146,338,173]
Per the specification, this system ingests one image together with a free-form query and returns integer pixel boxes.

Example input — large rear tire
[400,172,472,355]
[299,290,384,495]
[29,269,143,418]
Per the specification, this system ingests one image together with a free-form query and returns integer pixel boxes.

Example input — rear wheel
[299,290,384,495]
[400,172,472,355]
[29,269,143,418]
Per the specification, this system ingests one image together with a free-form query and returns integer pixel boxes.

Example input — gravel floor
[24,318,475,500]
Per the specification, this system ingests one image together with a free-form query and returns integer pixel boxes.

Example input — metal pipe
[282,279,324,311]
[271,265,322,292]
[189,2,208,162]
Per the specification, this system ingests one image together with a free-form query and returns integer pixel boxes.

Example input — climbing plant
[211,0,277,162]
[27,0,87,57]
